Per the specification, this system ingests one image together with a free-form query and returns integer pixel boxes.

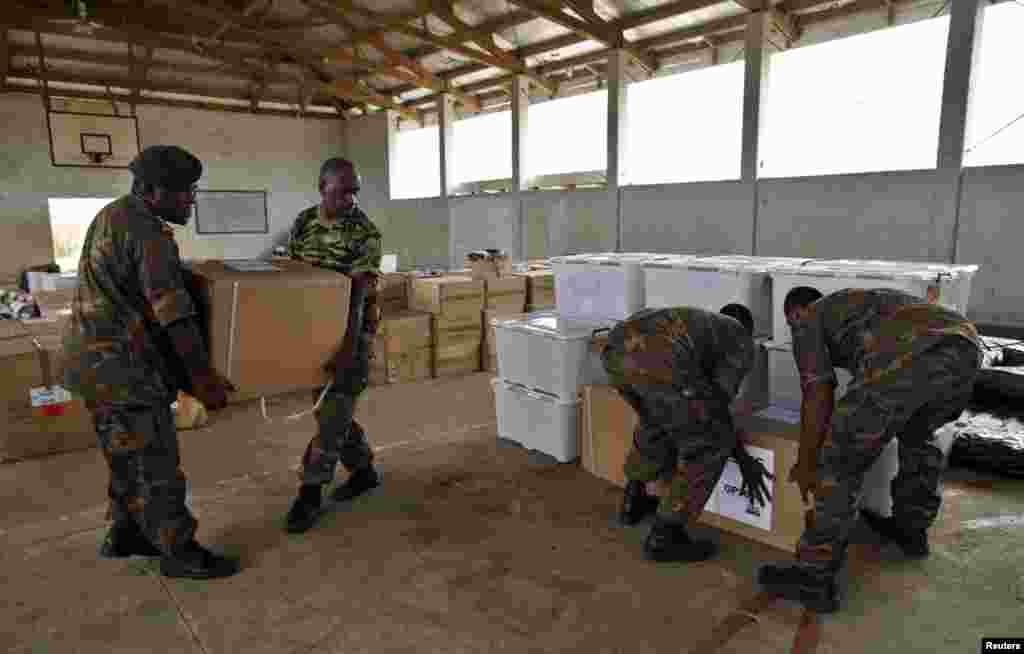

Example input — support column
[937,0,986,171]
[740,11,773,183]
[607,50,640,251]
[439,93,456,198]
[383,110,398,201]
[512,75,530,192]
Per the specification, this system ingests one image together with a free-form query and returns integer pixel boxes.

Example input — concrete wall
[343,115,1023,328]
[0,91,344,281]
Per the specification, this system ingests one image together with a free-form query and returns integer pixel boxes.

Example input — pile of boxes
[490,251,980,551]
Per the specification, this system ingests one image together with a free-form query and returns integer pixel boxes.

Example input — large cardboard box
[579,384,808,553]
[515,270,555,310]
[369,310,433,385]
[465,251,513,279]
[410,276,484,324]
[1,321,94,459]
[186,259,351,403]
[484,276,527,314]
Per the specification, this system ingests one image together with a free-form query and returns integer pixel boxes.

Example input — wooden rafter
[509,0,657,74]
[1,23,9,80]
[313,0,554,94]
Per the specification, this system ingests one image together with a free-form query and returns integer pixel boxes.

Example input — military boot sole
[160,556,240,580]
[758,565,840,614]
[98,529,163,559]
[330,474,382,503]
[643,539,718,563]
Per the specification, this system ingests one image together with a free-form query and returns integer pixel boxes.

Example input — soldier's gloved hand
[733,437,773,509]
[191,368,233,411]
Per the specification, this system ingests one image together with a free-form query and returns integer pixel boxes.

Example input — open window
[48,197,115,273]
[452,110,512,194]
[391,125,441,200]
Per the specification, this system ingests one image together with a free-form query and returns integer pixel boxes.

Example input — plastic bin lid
[823,259,979,276]
[700,255,818,270]
[784,260,979,281]
[491,310,615,340]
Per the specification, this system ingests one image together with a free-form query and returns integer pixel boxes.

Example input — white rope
[260,381,333,423]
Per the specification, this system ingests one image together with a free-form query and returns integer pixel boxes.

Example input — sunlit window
[627,62,744,184]
[527,90,607,178]
[761,16,950,178]
[48,197,115,273]
[964,1,1024,168]
[452,110,512,185]
[391,125,440,200]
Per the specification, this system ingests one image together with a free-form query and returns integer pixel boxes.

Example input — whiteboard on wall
[193,190,269,235]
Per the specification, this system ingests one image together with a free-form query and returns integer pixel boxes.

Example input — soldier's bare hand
[788,460,819,505]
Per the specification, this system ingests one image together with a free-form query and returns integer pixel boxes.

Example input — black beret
[129,145,203,190]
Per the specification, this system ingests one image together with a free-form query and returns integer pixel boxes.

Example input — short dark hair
[784,286,824,315]
[318,157,355,189]
[720,303,754,335]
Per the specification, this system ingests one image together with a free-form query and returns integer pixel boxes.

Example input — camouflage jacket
[287,203,382,334]
[790,288,982,391]
[63,194,199,407]
[606,307,755,401]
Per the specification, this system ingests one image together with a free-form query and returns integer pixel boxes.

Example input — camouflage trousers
[300,332,375,485]
[798,336,982,570]
[602,318,739,527]
[93,401,197,556]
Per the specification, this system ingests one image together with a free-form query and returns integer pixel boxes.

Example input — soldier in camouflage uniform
[285,158,384,533]
[759,287,982,612]
[602,305,773,563]
[63,145,239,579]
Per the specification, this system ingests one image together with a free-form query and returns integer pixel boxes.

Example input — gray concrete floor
[2,372,1022,654]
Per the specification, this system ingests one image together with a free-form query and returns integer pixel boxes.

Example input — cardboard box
[32,288,77,320]
[186,259,351,402]
[515,270,555,310]
[369,310,433,385]
[465,251,513,279]
[579,384,808,553]
[410,276,484,325]
[1,323,94,459]
[432,320,482,378]
[378,272,410,314]
[484,277,527,314]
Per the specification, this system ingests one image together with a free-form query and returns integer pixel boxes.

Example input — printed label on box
[710,445,775,531]
[30,386,74,407]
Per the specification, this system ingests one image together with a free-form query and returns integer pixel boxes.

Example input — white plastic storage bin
[764,340,852,411]
[491,311,612,402]
[769,260,979,343]
[643,256,815,339]
[738,338,771,410]
[491,378,579,463]
[551,253,654,321]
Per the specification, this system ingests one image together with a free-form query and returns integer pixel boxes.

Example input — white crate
[738,339,771,410]
[491,311,612,402]
[769,260,980,343]
[765,340,853,412]
[491,378,579,463]
[551,253,654,321]
[644,256,815,339]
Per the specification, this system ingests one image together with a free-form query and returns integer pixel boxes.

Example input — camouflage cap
[129,145,203,190]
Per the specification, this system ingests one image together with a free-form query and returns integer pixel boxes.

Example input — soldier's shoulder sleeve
[347,209,383,276]
[123,215,196,328]
[288,206,318,259]
[792,301,837,389]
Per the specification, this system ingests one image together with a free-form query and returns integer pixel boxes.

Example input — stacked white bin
[643,255,816,339]
[490,311,614,462]
[551,253,660,321]
[768,260,980,343]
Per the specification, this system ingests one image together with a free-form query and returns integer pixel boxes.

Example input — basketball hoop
[80,132,112,165]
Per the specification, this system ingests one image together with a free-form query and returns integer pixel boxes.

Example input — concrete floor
[2,372,1022,654]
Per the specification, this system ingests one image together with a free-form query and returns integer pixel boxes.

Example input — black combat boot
[860,509,930,558]
[643,518,718,563]
[619,480,660,526]
[285,484,324,534]
[331,464,381,503]
[98,520,162,558]
[159,541,240,580]
[757,563,840,613]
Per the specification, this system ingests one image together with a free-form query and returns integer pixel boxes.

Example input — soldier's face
[152,186,197,225]
[320,170,360,216]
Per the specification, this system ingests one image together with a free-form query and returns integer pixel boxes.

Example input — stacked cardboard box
[481,277,528,372]
[515,269,555,311]
[411,275,485,378]
[579,384,807,553]
[0,320,94,460]
[186,259,351,403]
[465,250,512,279]
[369,310,433,385]
[377,272,410,315]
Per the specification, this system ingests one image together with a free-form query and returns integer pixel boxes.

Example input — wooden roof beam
[509,0,657,74]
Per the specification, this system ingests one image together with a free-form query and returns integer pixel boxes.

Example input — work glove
[190,368,234,411]
[733,434,774,509]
